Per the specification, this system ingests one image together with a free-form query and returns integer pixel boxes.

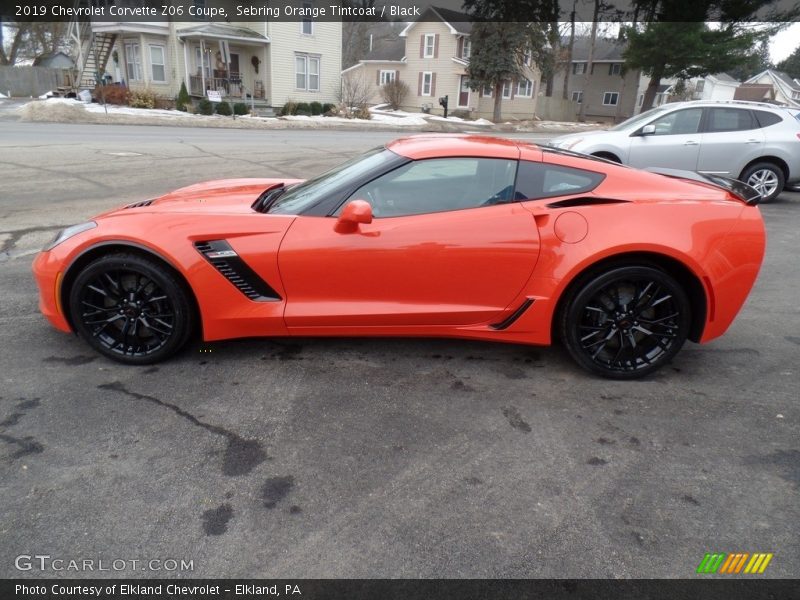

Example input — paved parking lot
[0,122,797,578]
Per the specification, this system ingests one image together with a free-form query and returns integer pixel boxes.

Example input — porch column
[200,39,206,93]
[182,39,189,91]
[139,33,149,85]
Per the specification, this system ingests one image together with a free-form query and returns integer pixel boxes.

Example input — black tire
[740,162,784,203]
[68,253,194,365]
[559,266,690,379]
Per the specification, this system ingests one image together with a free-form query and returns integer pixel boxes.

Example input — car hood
[103,178,304,216]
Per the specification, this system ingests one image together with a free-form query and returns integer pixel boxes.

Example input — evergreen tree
[776,46,800,79]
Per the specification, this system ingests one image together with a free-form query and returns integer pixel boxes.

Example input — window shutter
[418,71,423,95]
[431,73,436,96]
[433,34,439,59]
[395,70,400,81]
[419,35,424,58]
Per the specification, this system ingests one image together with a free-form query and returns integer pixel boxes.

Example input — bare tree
[380,79,409,110]
[337,71,373,119]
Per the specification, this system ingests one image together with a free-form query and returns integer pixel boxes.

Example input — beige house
[342,6,540,120]
[71,16,341,108]
[552,36,640,123]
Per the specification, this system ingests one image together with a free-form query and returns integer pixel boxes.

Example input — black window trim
[513,159,607,202]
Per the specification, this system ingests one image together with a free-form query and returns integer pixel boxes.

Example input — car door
[277,156,541,328]
[696,107,764,177]
[627,107,704,171]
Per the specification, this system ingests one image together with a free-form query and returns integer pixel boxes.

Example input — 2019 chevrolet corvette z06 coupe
[33,135,766,379]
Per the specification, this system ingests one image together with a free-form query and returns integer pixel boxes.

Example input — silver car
[549,100,800,202]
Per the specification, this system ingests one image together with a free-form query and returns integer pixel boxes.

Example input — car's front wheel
[559,266,690,379]
[68,253,194,364]
[741,162,784,203]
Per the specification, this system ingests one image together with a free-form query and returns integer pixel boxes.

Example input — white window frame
[301,1,313,35]
[572,91,583,103]
[195,47,211,79]
[502,80,512,99]
[125,42,141,81]
[482,84,492,97]
[609,63,622,76]
[462,38,471,60]
[423,34,435,58]
[421,71,433,96]
[574,62,586,75]
[295,53,320,91]
[380,70,396,86]
[516,77,533,97]
[602,92,619,106]
[149,44,166,83]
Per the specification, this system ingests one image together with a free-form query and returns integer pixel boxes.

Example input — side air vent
[546,197,628,209]
[490,298,534,330]
[125,199,155,208]
[194,240,281,302]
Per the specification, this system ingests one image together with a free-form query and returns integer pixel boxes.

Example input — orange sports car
[32,135,766,378]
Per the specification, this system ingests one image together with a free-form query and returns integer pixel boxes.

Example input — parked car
[33,135,765,379]
[549,100,800,202]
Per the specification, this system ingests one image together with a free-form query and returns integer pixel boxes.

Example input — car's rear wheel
[741,162,784,203]
[68,253,194,364]
[559,266,690,379]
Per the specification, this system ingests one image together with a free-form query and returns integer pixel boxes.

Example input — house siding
[552,62,639,122]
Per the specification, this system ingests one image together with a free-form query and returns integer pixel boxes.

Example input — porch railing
[189,74,243,98]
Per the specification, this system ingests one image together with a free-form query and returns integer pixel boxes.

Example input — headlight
[43,221,97,251]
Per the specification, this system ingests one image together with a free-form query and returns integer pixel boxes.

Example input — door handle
[684,140,698,146]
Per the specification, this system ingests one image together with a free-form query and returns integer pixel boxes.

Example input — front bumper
[32,251,72,333]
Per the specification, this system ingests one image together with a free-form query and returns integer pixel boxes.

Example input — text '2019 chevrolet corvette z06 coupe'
[33,135,765,379]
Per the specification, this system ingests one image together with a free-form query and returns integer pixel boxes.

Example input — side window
[343,158,517,218]
[705,108,757,132]
[753,110,783,128]
[515,161,605,200]
[648,108,703,135]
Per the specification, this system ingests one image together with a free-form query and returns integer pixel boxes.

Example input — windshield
[609,104,672,131]
[269,147,397,214]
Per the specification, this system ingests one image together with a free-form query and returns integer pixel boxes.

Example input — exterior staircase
[66,0,117,91]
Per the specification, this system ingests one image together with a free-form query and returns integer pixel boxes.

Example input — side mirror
[639,124,656,136]
[335,199,373,233]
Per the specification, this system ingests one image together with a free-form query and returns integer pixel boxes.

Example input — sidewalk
[13,97,605,134]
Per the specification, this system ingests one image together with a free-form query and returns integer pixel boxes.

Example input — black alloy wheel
[68,253,194,364]
[560,266,690,379]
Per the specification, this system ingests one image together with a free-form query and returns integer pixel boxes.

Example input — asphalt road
[0,121,798,579]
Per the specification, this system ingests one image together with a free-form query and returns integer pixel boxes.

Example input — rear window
[515,161,605,200]
[753,110,783,128]
[705,108,757,132]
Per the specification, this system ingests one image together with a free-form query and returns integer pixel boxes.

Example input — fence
[0,66,72,98]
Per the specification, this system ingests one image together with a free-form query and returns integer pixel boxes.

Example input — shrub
[128,88,157,109]
[295,102,311,114]
[380,79,409,110]
[309,101,323,115]
[322,102,336,115]
[93,84,129,105]
[197,98,213,115]
[280,100,297,116]
[176,82,191,111]
[294,109,311,116]
[154,96,175,110]
[215,100,232,116]
[353,106,371,120]
[233,102,249,115]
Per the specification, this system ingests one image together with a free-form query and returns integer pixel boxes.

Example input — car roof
[657,100,794,112]
[387,135,525,160]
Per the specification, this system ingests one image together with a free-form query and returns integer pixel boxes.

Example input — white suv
[549,100,800,202]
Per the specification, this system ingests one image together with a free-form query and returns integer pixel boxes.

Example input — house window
[637,93,644,106]
[522,49,532,66]
[502,81,512,99]
[149,45,166,83]
[571,91,583,103]
[195,47,211,78]
[517,77,533,97]
[462,38,471,59]
[609,63,622,76]
[602,92,619,106]
[573,62,586,75]
[301,1,313,35]
[125,43,141,81]
[295,54,320,91]
[423,34,435,58]
[482,84,492,97]
[380,70,396,85]
[422,71,433,96]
